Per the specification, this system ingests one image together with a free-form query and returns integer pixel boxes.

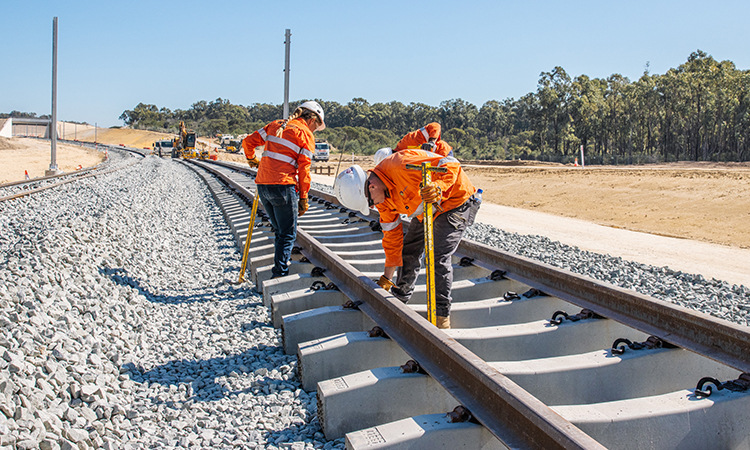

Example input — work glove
[419,183,442,204]
[420,141,436,152]
[246,157,260,168]
[298,197,309,217]
[376,275,395,292]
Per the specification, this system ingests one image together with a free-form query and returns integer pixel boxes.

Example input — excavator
[171,121,198,158]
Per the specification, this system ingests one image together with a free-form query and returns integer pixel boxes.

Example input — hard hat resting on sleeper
[335,165,370,215]
[298,101,326,131]
[373,147,393,166]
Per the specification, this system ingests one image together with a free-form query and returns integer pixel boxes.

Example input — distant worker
[242,101,326,278]
[394,122,453,157]
[335,149,481,329]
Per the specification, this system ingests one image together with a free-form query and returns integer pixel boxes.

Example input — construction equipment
[171,121,198,158]
[197,141,210,160]
[238,192,260,283]
[226,139,241,153]
[405,162,447,326]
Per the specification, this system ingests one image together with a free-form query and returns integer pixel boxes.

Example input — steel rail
[274,179,750,374]
[456,239,750,374]
[0,166,98,189]
[192,158,750,447]
[0,139,128,190]
[295,228,606,450]
[0,147,144,202]
[190,160,257,193]
[191,159,605,449]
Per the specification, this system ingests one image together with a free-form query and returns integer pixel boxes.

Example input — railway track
[0,140,147,202]
[183,157,750,450]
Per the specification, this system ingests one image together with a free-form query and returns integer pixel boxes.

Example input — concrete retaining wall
[0,118,11,138]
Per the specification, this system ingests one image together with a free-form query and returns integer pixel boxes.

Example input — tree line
[1,111,51,120]
[119,50,750,163]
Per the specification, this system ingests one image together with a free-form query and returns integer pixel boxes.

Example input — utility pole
[46,17,62,176]
[283,29,291,120]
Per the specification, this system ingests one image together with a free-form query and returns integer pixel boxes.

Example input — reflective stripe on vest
[263,150,298,168]
[258,128,267,139]
[408,202,425,220]
[438,156,459,166]
[267,135,301,153]
[420,127,429,141]
[380,218,401,231]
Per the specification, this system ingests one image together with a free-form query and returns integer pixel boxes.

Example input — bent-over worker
[242,100,325,278]
[394,122,453,157]
[335,149,481,329]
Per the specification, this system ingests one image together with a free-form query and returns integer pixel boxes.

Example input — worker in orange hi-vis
[242,101,325,278]
[335,149,481,329]
[393,122,454,157]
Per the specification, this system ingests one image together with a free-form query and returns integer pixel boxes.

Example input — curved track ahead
[184,157,750,450]
[0,140,147,202]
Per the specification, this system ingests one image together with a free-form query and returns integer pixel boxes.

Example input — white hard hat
[298,101,326,130]
[373,147,393,166]
[335,165,370,215]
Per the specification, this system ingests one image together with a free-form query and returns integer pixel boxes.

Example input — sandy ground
[0,137,104,183]
[5,126,749,287]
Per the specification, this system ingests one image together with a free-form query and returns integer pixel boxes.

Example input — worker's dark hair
[275,107,320,137]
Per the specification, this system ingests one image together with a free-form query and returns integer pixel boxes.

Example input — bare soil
[463,163,750,249]
[0,136,104,183]
[5,126,749,252]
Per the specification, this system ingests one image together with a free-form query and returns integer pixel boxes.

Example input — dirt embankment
[63,126,174,150]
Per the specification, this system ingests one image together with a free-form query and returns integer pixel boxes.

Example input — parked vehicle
[314,140,330,161]
[153,139,173,157]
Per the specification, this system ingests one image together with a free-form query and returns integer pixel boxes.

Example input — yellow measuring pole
[238,192,260,283]
[406,162,447,326]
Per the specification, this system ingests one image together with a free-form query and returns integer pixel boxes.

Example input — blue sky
[2,0,749,127]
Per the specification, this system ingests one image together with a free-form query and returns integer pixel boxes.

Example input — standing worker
[242,101,326,279]
[394,122,453,157]
[335,149,481,329]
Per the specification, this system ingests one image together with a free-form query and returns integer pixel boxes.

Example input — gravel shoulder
[475,202,750,288]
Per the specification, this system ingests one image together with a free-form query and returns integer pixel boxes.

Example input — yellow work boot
[437,316,451,329]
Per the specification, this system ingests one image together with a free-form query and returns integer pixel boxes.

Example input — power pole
[283,29,291,120]
[46,16,62,176]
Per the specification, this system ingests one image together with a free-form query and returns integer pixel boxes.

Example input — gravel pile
[0,154,337,450]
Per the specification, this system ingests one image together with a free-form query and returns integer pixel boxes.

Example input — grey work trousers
[392,196,481,317]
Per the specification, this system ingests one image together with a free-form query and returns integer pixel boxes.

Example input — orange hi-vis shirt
[242,117,315,198]
[371,149,476,267]
[393,123,453,157]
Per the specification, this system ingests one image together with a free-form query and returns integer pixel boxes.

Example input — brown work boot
[437,316,451,329]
